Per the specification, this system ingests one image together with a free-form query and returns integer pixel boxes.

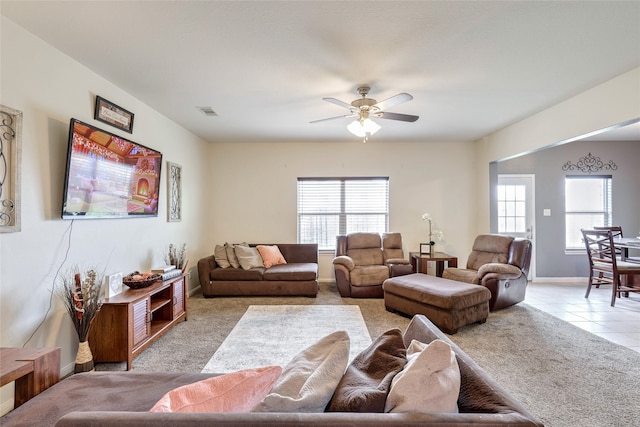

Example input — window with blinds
[297,177,389,251]
[565,175,612,250]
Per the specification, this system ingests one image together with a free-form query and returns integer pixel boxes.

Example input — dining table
[613,237,640,262]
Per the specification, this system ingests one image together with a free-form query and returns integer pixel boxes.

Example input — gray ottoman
[383,273,491,334]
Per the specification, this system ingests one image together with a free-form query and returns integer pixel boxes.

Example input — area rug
[201,305,372,373]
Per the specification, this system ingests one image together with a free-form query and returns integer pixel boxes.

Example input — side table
[0,347,60,408]
[410,252,458,277]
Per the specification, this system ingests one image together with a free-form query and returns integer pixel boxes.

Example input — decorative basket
[123,271,161,289]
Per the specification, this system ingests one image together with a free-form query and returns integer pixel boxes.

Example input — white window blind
[565,175,612,250]
[297,177,389,251]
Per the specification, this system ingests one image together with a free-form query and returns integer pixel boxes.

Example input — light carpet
[96,283,640,426]
[201,305,372,373]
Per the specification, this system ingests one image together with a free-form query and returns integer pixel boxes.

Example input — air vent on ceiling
[197,106,218,117]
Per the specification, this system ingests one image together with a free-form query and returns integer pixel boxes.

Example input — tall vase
[75,340,95,373]
[429,243,435,257]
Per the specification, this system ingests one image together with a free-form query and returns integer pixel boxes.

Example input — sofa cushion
[385,339,460,414]
[150,366,282,413]
[214,244,231,269]
[382,233,405,261]
[234,245,265,270]
[252,331,350,413]
[467,235,514,270]
[256,245,287,268]
[347,248,385,266]
[210,267,265,281]
[326,328,407,413]
[350,265,389,287]
[346,232,382,249]
[262,263,318,281]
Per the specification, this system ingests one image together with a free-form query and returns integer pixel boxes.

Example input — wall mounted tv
[62,119,163,219]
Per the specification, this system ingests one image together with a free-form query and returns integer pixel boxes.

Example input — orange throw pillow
[256,245,287,268]
[150,366,282,413]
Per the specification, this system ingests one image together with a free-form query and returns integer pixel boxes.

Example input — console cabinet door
[132,298,150,348]
[172,278,185,318]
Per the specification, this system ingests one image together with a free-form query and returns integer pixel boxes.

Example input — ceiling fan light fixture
[347,118,381,137]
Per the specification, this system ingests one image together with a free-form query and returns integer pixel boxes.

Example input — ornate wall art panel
[561,152,618,174]
[167,161,182,222]
[0,105,22,232]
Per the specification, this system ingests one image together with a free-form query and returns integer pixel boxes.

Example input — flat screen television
[62,119,163,219]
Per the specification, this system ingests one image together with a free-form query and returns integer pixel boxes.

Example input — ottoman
[383,273,491,334]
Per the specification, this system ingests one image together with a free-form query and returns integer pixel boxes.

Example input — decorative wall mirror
[0,105,22,233]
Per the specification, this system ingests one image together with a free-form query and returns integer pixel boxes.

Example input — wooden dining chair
[581,229,640,306]
[593,225,640,264]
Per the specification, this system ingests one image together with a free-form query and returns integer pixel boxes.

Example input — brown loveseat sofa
[1,315,543,427]
[198,243,318,297]
[442,234,532,311]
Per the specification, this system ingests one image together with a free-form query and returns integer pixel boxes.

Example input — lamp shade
[347,118,381,137]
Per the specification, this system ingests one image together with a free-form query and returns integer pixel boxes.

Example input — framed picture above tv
[61,119,163,219]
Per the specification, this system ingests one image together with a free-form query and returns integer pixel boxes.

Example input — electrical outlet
[543,209,551,216]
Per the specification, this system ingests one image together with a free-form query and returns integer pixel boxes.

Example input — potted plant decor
[57,267,104,373]
[165,243,188,272]
[421,213,445,256]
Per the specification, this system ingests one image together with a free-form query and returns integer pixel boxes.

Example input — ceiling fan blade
[310,113,357,124]
[375,111,419,122]
[372,93,413,111]
[323,97,355,110]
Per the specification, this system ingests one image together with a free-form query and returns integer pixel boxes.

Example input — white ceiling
[2,1,640,144]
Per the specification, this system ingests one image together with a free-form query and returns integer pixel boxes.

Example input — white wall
[207,141,478,280]
[0,17,211,412]
[474,67,640,233]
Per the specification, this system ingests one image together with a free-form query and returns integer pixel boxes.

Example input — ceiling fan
[311,86,419,141]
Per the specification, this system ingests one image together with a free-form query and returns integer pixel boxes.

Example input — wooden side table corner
[410,252,458,277]
[0,347,61,408]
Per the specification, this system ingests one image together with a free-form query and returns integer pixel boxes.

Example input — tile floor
[525,281,640,353]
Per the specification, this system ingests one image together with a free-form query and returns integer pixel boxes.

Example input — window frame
[564,175,612,251]
[297,177,389,252]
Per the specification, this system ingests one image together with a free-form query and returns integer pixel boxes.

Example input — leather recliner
[442,234,532,311]
[333,232,412,298]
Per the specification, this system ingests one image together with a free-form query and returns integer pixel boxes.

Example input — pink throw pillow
[256,245,287,268]
[150,366,282,413]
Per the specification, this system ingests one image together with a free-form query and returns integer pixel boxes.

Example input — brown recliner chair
[333,232,412,298]
[442,234,532,311]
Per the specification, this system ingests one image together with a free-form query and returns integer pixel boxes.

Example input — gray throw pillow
[252,331,350,413]
[225,242,240,268]
[234,245,265,270]
[214,244,230,268]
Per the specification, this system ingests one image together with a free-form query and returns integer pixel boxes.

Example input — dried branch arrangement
[57,267,104,341]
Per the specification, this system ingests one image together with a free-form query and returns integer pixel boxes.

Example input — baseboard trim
[532,277,587,283]
[189,284,202,297]
[1,396,13,417]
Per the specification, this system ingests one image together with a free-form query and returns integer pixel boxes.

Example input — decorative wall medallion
[561,152,618,174]
[0,105,22,232]
[167,161,182,222]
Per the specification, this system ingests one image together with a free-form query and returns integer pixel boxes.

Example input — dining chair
[581,229,640,306]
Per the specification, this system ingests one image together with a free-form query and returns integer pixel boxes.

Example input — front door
[497,174,535,280]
